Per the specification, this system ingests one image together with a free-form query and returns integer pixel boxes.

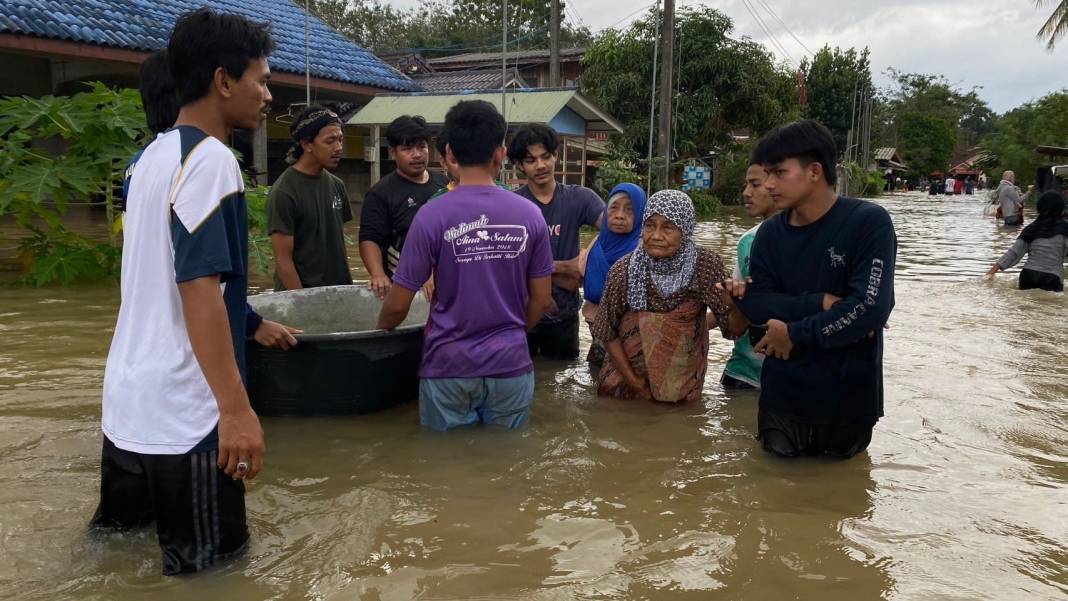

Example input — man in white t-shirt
[92,8,283,576]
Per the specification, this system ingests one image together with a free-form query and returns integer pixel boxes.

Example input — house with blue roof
[0,0,418,196]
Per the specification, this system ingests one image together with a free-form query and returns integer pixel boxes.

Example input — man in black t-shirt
[508,124,604,360]
[733,120,897,460]
[267,106,353,291]
[358,115,448,298]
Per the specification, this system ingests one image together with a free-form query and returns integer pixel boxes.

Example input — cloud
[573,0,1065,112]
[383,0,1064,112]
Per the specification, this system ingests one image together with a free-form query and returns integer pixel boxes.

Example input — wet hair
[752,119,838,186]
[167,8,275,106]
[507,124,560,164]
[138,50,178,134]
[443,100,506,166]
[385,115,431,147]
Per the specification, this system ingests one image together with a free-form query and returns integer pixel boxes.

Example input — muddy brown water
[0,193,1065,600]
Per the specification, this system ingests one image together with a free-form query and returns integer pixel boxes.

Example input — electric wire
[755,0,815,57]
[739,0,794,66]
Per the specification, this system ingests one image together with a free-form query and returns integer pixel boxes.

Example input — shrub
[0,83,149,286]
[688,189,721,216]
[712,141,756,205]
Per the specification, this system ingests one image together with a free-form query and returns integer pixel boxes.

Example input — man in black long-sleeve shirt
[735,120,897,459]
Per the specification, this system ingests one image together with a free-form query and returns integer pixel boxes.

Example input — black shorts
[527,316,580,360]
[757,407,874,459]
[1019,268,1064,292]
[90,436,249,576]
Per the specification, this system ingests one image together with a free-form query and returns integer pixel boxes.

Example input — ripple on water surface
[0,193,1065,600]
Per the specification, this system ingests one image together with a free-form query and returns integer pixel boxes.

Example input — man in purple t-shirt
[377,100,554,431]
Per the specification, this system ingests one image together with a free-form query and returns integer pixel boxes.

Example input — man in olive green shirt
[267,106,353,291]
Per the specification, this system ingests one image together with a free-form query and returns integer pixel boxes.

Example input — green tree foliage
[1035,0,1068,50]
[245,182,274,275]
[581,6,797,202]
[799,46,873,154]
[956,89,998,147]
[879,70,995,177]
[979,90,1068,187]
[591,156,644,199]
[0,83,148,286]
[712,141,756,206]
[308,0,591,55]
[896,112,957,177]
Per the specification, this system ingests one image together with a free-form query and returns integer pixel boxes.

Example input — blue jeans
[419,372,535,431]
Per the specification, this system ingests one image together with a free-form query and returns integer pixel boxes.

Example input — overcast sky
[390,0,1065,113]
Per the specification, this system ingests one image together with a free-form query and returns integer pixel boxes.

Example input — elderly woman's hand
[625,373,653,400]
[715,278,750,300]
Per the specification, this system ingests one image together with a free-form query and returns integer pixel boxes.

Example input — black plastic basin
[246,285,428,417]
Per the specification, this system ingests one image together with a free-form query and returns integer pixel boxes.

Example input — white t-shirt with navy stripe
[103,126,249,455]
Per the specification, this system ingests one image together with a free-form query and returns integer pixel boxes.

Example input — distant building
[348,89,623,188]
[0,0,417,198]
[413,69,530,94]
[873,147,908,175]
[427,48,587,88]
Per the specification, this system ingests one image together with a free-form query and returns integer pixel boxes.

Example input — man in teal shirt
[721,159,780,390]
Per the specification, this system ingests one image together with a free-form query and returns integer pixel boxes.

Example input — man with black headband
[359,115,448,298]
[267,105,353,290]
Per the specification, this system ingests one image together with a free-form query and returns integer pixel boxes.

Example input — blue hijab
[584,183,647,303]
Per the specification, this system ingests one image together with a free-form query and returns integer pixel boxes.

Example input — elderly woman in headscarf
[987,190,1068,292]
[581,183,647,366]
[591,190,745,403]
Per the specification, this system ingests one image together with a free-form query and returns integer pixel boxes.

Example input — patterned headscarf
[626,189,697,311]
[285,107,343,164]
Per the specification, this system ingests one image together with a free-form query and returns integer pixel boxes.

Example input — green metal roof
[348,89,623,134]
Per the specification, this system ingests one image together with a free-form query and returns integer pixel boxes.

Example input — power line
[645,0,661,195]
[565,2,587,29]
[742,0,793,64]
[739,0,794,66]
[603,1,658,31]
[754,0,815,57]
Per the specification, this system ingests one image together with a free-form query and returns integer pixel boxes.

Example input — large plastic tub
[246,285,428,417]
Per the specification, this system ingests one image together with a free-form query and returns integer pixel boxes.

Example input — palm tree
[1035,0,1068,50]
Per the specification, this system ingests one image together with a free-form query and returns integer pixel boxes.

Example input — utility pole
[645,0,661,195]
[655,0,675,188]
[549,0,561,87]
[304,0,311,105]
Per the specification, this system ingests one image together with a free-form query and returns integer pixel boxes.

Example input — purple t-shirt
[393,185,554,379]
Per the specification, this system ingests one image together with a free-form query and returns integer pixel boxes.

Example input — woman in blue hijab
[581,183,647,366]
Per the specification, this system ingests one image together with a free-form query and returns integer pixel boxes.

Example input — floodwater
[0,192,1065,600]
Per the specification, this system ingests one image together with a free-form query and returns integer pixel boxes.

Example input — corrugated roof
[0,0,417,92]
[347,89,623,133]
[874,147,898,161]
[428,47,586,66]
[413,70,528,93]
